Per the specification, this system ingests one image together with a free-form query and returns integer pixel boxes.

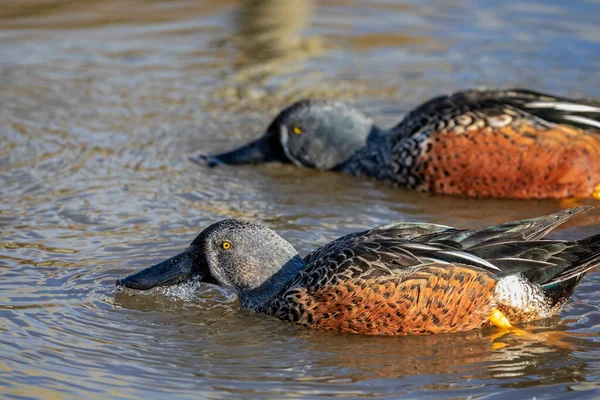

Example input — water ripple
[2,0,600,398]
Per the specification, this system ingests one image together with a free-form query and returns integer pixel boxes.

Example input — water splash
[114,276,204,301]
[156,276,204,300]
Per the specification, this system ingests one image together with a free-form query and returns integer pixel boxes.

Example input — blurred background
[2,1,600,399]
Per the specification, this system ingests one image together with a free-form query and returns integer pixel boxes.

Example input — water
[2,0,600,398]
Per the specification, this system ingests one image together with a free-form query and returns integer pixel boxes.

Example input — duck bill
[190,133,287,167]
[116,246,200,290]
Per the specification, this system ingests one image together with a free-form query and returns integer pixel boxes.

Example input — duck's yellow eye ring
[293,126,302,135]
[222,241,231,250]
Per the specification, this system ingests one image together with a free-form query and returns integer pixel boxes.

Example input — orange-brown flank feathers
[416,120,600,199]
[292,266,496,335]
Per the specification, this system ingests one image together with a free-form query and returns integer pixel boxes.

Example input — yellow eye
[293,126,302,135]
[221,241,231,250]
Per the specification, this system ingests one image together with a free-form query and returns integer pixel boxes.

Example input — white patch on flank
[279,127,304,167]
[495,275,550,318]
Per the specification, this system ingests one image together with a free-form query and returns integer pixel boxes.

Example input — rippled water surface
[2,0,600,398]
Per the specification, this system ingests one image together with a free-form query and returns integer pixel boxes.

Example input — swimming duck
[193,89,600,199]
[117,207,600,336]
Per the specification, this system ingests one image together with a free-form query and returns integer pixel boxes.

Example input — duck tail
[429,206,592,248]
[541,232,600,307]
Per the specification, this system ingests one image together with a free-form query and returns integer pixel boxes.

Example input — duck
[117,207,600,336]
[193,88,600,199]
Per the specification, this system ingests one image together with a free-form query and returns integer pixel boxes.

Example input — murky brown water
[2,0,600,398]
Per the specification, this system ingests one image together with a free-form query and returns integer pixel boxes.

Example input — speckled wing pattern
[302,221,458,267]
[384,89,600,198]
[258,207,600,335]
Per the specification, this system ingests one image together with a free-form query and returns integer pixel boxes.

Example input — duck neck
[237,255,307,310]
[365,125,389,144]
[335,125,391,177]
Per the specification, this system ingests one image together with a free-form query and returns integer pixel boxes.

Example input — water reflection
[206,0,331,115]
[299,328,563,379]
[234,0,316,65]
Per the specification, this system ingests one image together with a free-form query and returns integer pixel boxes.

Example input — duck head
[194,100,376,170]
[116,220,307,309]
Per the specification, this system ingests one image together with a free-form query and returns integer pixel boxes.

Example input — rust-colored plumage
[293,267,496,335]
[415,118,600,198]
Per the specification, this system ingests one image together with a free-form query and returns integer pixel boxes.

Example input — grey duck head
[116,220,306,309]
[194,100,376,170]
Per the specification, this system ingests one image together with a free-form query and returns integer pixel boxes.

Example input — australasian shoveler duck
[193,89,600,199]
[117,207,600,336]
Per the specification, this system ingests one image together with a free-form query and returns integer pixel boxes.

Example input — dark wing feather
[291,207,598,294]
[469,240,597,284]
[303,221,456,266]
[542,233,600,286]
[420,206,591,249]
[499,89,600,130]
[413,207,600,286]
